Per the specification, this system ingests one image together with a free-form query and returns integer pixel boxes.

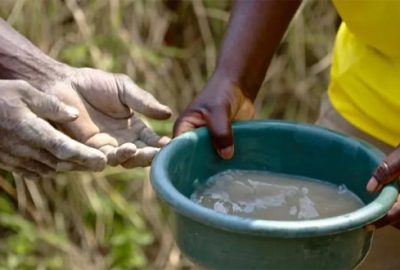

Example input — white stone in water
[337,184,348,194]
[190,170,364,221]
[213,201,229,214]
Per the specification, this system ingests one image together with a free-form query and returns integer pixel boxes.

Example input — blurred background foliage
[0,0,338,269]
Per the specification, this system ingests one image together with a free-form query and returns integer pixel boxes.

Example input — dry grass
[0,0,337,269]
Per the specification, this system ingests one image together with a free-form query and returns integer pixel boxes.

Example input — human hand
[0,80,107,179]
[366,147,400,229]
[173,74,255,159]
[39,67,171,168]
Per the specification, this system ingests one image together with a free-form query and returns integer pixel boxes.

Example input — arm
[0,18,171,168]
[0,18,108,174]
[174,0,301,158]
[0,18,67,85]
[215,0,301,100]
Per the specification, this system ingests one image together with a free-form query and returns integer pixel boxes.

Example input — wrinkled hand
[0,80,107,179]
[366,147,400,229]
[41,67,171,168]
[173,75,255,159]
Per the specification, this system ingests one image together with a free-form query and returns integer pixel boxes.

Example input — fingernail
[364,224,376,232]
[367,177,382,192]
[65,106,79,118]
[158,136,171,146]
[218,146,234,160]
[162,105,172,116]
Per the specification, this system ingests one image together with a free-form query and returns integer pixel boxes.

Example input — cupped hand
[366,147,400,229]
[41,67,171,168]
[0,80,107,179]
[173,75,255,159]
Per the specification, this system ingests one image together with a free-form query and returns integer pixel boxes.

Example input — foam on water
[191,170,364,220]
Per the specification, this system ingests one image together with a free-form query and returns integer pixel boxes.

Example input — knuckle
[197,102,214,115]
[16,81,36,99]
[47,95,60,105]
[16,80,31,91]
[45,96,63,112]
[374,161,397,183]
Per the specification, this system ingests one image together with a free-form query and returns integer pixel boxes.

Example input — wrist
[0,48,73,90]
[22,56,73,89]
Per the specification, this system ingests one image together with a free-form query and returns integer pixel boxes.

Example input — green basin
[151,121,399,270]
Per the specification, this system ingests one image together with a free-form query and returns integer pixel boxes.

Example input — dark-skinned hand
[173,74,255,159]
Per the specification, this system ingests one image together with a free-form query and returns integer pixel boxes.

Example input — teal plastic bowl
[151,121,399,270]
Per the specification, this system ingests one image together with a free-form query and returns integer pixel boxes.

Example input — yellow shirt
[329,0,400,146]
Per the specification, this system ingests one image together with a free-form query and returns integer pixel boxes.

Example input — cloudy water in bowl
[191,170,364,220]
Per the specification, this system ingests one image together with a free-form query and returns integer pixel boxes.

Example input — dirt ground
[357,226,400,270]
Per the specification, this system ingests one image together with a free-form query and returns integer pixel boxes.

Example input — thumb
[202,107,234,160]
[23,84,79,122]
[121,77,171,119]
[173,111,207,137]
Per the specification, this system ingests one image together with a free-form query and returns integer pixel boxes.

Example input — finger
[56,162,91,172]
[201,107,234,160]
[131,117,171,147]
[99,145,118,166]
[21,82,79,122]
[235,98,256,120]
[4,142,88,172]
[158,136,171,146]
[4,143,59,169]
[134,140,147,148]
[121,77,171,119]
[0,163,40,181]
[173,111,207,137]
[18,115,107,171]
[139,126,170,147]
[371,197,400,229]
[0,151,53,178]
[121,146,159,168]
[85,133,119,149]
[367,147,400,192]
[102,143,137,166]
[173,109,234,159]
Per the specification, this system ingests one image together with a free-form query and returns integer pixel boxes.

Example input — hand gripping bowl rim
[150,120,399,238]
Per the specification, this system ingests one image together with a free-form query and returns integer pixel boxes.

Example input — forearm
[215,0,301,100]
[0,18,67,86]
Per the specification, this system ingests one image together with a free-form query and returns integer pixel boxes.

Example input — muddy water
[191,170,364,220]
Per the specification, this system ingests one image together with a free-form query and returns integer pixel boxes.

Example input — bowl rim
[151,120,399,238]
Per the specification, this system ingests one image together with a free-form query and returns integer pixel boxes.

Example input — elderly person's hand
[0,80,106,179]
[0,18,171,168]
[39,67,171,168]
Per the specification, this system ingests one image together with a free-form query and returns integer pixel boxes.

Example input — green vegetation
[0,0,337,269]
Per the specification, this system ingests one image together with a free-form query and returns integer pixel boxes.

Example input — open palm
[44,67,171,168]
